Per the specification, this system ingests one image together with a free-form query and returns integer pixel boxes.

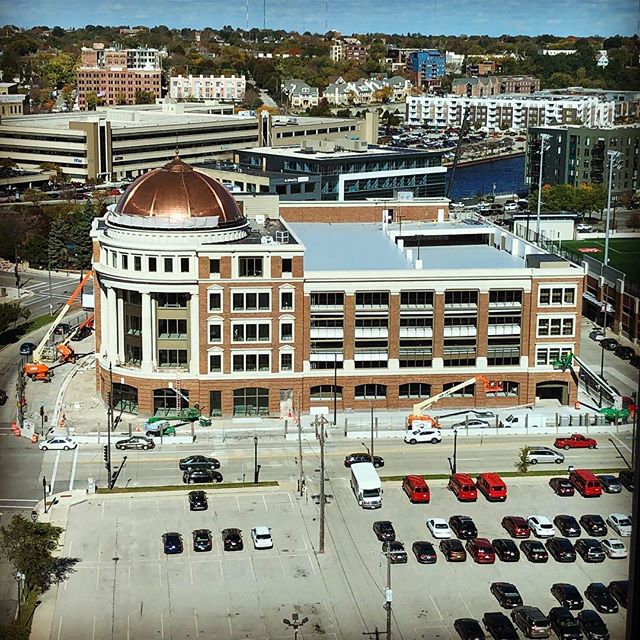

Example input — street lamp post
[452,429,458,475]
[370,403,375,462]
[283,612,309,639]
[253,436,260,484]
[42,476,48,513]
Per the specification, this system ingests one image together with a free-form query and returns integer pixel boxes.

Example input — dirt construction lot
[49,476,630,639]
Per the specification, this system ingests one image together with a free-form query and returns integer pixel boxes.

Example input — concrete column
[141,292,153,372]
[99,286,109,359]
[106,287,117,359]
[116,292,125,363]
[189,291,199,375]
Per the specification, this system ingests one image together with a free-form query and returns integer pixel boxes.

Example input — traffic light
[103,445,109,469]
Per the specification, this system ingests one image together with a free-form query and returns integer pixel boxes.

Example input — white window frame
[535,344,574,366]
[207,287,223,313]
[231,321,271,343]
[279,316,295,343]
[536,314,576,338]
[231,351,271,373]
[279,286,295,312]
[207,318,224,344]
[538,284,577,307]
[207,348,223,373]
[231,288,272,313]
[279,347,294,372]
[163,256,174,273]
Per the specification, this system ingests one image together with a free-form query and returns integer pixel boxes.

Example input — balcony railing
[354,327,389,338]
[399,326,433,338]
[310,328,344,339]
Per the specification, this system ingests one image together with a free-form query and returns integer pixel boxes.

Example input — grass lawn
[561,238,640,283]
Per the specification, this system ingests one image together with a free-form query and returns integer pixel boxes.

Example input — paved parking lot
[50,474,631,640]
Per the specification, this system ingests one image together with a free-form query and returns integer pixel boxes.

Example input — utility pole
[105,363,113,486]
[385,548,393,640]
[370,404,375,461]
[298,407,304,497]
[317,414,327,554]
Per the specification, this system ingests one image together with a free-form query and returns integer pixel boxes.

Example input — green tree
[72,199,97,269]
[307,98,332,117]
[134,90,156,105]
[85,91,98,111]
[0,302,30,334]
[515,446,531,473]
[0,515,78,596]
[48,216,72,269]
[22,188,45,209]
[41,52,77,91]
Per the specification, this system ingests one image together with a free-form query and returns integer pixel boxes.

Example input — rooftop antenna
[246,0,249,31]
[263,0,266,29]
[325,1,328,32]
[434,0,437,35]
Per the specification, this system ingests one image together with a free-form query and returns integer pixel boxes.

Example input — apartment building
[329,38,369,62]
[92,156,581,417]
[80,44,165,70]
[407,50,445,87]
[324,76,412,106]
[525,123,640,203]
[452,75,540,98]
[169,75,246,102]
[406,95,615,132]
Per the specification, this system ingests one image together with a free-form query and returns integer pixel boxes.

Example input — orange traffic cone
[31,433,38,444]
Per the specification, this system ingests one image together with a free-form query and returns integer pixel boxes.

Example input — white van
[350,462,382,509]
[499,413,546,429]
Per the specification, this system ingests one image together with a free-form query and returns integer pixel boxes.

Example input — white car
[602,538,628,559]
[527,515,555,538]
[606,513,632,537]
[404,429,442,445]
[504,202,519,212]
[426,518,452,539]
[39,436,78,451]
[251,526,273,549]
[576,223,593,233]
[450,202,465,209]
[451,418,491,429]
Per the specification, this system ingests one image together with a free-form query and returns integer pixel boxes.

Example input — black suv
[491,538,520,562]
[188,490,208,511]
[577,610,609,640]
[222,528,243,551]
[520,540,548,563]
[551,583,584,610]
[553,515,581,537]
[600,338,618,351]
[608,581,627,608]
[373,521,396,541]
[183,469,223,484]
[618,469,634,492]
[449,515,478,540]
[585,583,618,614]
[344,453,384,468]
[382,540,407,564]
[579,515,607,536]
[162,532,183,554]
[490,582,523,608]
[549,607,582,640]
[575,539,605,563]
[546,537,576,563]
[192,529,212,552]
[614,345,635,360]
[482,612,518,640]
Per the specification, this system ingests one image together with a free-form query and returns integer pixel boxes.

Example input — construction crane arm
[32,272,92,364]
[411,375,487,415]
[445,106,471,201]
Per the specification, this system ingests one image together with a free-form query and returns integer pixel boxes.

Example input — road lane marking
[160,612,164,639]
[227,607,233,635]
[57,616,63,640]
[127,615,130,640]
[429,595,443,620]
[193,610,199,636]
[610,434,632,453]
[68,446,79,490]
[101,502,105,520]
[50,452,61,492]
[95,566,100,589]
[189,563,194,585]
[158,563,162,587]
[92,616,96,640]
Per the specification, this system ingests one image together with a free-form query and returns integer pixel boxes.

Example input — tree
[307,98,332,117]
[0,623,30,640]
[134,90,156,105]
[372,86,393,103]
[72,199,97,269]
[48,216,72,269]
[85,91,98,111]
[627,212,640,230]
[22,188,45,209]
[61,84,75,111]
[0,515,78,596]
[0,302,31,335]
[515,446,531,473]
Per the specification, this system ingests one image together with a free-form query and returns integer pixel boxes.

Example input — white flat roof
[245,145,430,160]
[290,223,526,271]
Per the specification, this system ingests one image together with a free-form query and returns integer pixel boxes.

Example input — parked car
[597,475,622,494]
[179,455,221,471]
[602,538,627,559]
[585,583,618,614]
[162,532,183,554]
[618,469,634,492]
[546,537,576,563]
[449,515,478,540]
[600,338,619,351]
[579,515,607,536]
[576,610,609,640]
[222,528,243,551]
[482,612,518,640]
[427,518,452,539]
[528,515,555,538]
[588,330,605,342]
[501,516,530,538]
[554,433,597,450]
[451,418,491,429]
[608,581,627,608]
[466,538,495,564]
[606,513,631,536]
[439,538,466,561]
[145,423,177,437]
[520,540,549,563]
[192,529,212,552]
[382,540,408,564]
[188,490,208,511]
[412,541,437,564]
[526,447,565,465]
[39,436,77,451]
[510,606,551,639]
[343,453,384,467]
[19,342,36,355]
[251,526,273,549]
[115,436,155,450]
[614,345,635,359]
[551,583,584,610]
[548,607,581,640]
[183,469,223,484]
[454,618,485,640]
[491,538,520,562]
[553,515,581,537]
[630,354,640,369]
[404,428,442,445]
[373,520,396,542]
[575,538,605,563]
[549,477,575,497]
[576,223,593,232]
[490,582,523,608]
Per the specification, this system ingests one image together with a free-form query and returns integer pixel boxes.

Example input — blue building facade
[408,50,445,83]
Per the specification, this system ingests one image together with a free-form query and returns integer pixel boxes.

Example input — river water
[447,155,527,200]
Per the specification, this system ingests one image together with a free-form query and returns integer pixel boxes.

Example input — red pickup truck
[554,434,597,450]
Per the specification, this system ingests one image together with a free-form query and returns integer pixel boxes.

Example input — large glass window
[156,293,188,308]
[233,387,269,416]
[232,323,270,342]
[157,349,188,367]
[232,291,270,311]
[310,385,343,400]
[158,318,187,339]
[232,353,270,372]
[399,383,431,399]
[354,384,387,400]
[310,292,344,307]
[239,256,263,277]
[113,383,138,414]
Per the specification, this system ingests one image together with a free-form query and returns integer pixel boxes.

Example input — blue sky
[0,0,636,36]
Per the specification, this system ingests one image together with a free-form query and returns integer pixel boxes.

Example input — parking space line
[160,611,164,639]
[56,616,63,640]
[68,446,79,490]
[611,433,632,453]
[128,565,131,587]
[429,595,443,620]
[288,493,294,509]
[101,502,105,520]
[50,452,60,492]
[306,553,316,576]
[95,566,100,589]
[219,558,224,581]
[189,563,194,585]
[249,558,256,581]
[158,564,162,587]
[92,616,96,640]
[193,610,199,636]
[458,592,474,616]
[262,494,268,511]
[127,614,130,640]
[235,496,241,512]
[227,607,233,635]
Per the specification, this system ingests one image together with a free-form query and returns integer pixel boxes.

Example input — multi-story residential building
[0,106,365,182]
[329,40,345,62]
[236,139,446,201]
[91,156,582,417]
[452,76,540,98]
[406,95,615,132]
[538,87,640,120]
[169,75,246,102]
[525,124,640,203]
[80,44,166,70]
[282,79,320,110]
[324,76,411,106]
[407,50,445,88]
[330,38,369,62]
[445,51,465,74]
[465,60,497,76]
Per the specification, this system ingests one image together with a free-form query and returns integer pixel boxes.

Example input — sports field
[561,238,640,283]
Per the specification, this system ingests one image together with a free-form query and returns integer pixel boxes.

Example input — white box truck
[499,412,546,428]
[350,462,382,509]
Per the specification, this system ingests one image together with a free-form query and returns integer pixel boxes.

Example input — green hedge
[381,468,626,482]
[97,481,279,494]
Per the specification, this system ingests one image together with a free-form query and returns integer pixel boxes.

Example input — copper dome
[114,156,244,223]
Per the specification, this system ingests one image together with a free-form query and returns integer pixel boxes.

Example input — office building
[169,75,246,102]
[91,156,582,417]
[525,124,640,204]
[406,94,615,132]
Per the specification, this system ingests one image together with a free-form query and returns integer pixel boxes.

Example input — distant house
[324,76,412,105]
[595,50,609,68]
[283,79,320,109]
